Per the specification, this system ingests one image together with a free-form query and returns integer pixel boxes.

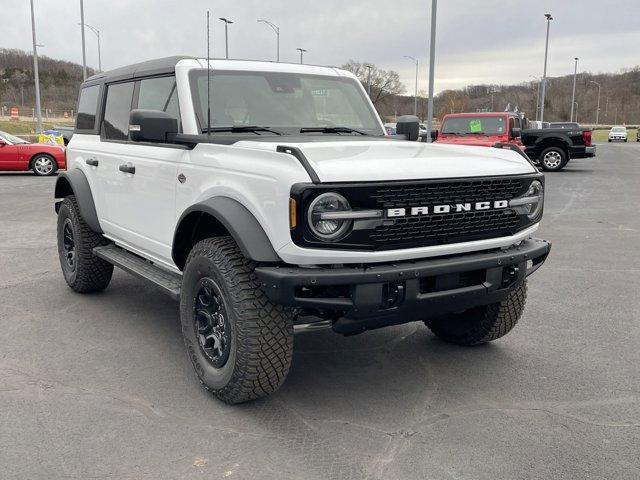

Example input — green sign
[469,119,482,133]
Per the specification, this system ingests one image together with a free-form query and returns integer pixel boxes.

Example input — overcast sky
[4,0,640,93]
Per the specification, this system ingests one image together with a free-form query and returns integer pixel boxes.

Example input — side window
[102,82,135,141]
[76,85,100,131]
[137,76,181,128]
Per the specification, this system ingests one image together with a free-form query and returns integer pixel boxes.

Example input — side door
[0,135,21,170]
[98,76,183,267]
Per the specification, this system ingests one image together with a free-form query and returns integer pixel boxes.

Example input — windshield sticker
[469,119,482,133]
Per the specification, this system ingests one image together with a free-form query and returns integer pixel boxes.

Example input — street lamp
[589,80,601,126]
[219,18,233,59]
[78,23,101,72]
[404,56,419,116]
[364,64,373,98]
[426,0,438,142]
[296,48,307,64]
[539,13,553,123]
[257,19,280,62]
[80,0,87,80]
[570,57,578,122]
[29,0,43,133]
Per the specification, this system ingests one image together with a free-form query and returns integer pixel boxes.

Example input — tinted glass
[190,70,382,135]
[76,85,100,130]
[442,116,506,135]
[137,76,180,125]
[103,82,134,140]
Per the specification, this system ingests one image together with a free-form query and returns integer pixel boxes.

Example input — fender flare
[54,169,102,233]
[173,197,280,264]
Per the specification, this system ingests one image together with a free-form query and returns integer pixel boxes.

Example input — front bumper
[256,238,551,334]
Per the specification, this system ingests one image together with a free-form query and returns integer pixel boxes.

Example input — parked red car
[0,130,66,176]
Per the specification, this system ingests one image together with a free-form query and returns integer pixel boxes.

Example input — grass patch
[592,128,639,142]
[0,119,74,136]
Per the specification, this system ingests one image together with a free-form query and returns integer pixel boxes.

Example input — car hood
[238,138,536,182]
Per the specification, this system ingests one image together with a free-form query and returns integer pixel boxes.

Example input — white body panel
[68,59,541,270]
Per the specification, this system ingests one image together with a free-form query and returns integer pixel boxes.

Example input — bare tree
[341,60,405,106]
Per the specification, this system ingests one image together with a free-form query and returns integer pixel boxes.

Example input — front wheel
[539,147,568,171]
[425,281,527,346]
[32,154,58,176]
[180,236,294,404]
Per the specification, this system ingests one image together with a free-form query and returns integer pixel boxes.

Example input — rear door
[97,76,184,267]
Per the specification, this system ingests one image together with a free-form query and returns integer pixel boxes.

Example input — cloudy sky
[5,0,640,93]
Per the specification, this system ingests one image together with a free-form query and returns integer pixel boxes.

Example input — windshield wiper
[202,125,283,135]
[299,126,369,136]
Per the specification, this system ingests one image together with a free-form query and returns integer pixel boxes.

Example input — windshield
[0,131,29,144]
[611,127,626,132]
[189,70,383,135]
[441,116,506,135]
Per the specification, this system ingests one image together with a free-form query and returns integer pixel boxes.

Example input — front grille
[292,175,540,251]
[368,178,526,248]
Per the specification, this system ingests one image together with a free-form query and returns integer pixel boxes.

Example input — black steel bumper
[256,238,551,335]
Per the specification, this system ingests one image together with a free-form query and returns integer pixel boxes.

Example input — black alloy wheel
[193,277,231,368]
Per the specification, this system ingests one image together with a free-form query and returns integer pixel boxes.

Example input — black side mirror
[511,127,522,139]
[0,139,6,146]
[430,129,439,141]
[129,109,178,143]
[396,115,420,141]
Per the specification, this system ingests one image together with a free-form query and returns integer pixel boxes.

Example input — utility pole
[570,57,578,122]
[404,56,419,116]
[539,13,553,123]
[257,19,279,62]
[426,0,437,142]
[364,64,373,98]
[589,80,601,126]
[80,0,87,80]
[29,0,43,134]
[574,101,578,123]
[219,18,233,59]
[296,48,307,64]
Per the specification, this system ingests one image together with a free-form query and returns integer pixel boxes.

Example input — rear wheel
[57,196,113,292]
[32,154,58,176]
[425,281,527,346]
[180,236,294,404]
[539,147,568,171]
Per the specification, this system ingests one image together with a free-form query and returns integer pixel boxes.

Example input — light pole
[80,0,87,80]
[426,0,437,142]
[574,101,578,123]
[570,57,578,122]
[589,80,601,126]
[296,48,307,64]
[29,0,43,133]
[364,64,373,98]
[539,13,553,123]
[78,23,101,72]
[404,56,419,116]
[219,18,233,59]
[257,19,279,62]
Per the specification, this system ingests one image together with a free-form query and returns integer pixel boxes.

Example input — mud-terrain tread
[426,281,527,345]
[181,237,293,404]
[58,195,113,293]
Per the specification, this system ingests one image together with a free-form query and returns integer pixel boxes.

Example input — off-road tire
[539,147,568,171]
[180,236,294,404]
[57,196,113,292]
[31,154,58,176]
[425,281,527,346]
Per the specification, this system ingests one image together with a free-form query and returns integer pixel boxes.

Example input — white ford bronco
[55,57,550,404]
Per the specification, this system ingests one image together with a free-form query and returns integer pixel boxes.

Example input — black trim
[256,238,551,334]
[54,169,102,233]
[277,145,320,184]
[173,197,280,264]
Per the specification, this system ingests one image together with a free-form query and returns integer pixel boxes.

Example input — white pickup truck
[55,56,550,404]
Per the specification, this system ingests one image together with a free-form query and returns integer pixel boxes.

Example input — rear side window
[137,76,180,126]
[76,85,100,131]
[103,82,135,141]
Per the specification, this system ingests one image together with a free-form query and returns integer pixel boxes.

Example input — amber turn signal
[289,198,297,229]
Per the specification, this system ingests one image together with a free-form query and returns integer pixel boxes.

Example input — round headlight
[307,192,352,241]
[525,180,544,219]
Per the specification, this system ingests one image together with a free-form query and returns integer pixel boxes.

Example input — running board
[93,245,182,300]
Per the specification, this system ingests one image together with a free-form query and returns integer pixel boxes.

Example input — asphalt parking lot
[1,143,639,480]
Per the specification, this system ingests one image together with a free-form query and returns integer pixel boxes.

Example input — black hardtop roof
[82,55,194,86]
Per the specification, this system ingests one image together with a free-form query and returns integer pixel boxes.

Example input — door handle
[85,158,99,167]
[118,163,135,174]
